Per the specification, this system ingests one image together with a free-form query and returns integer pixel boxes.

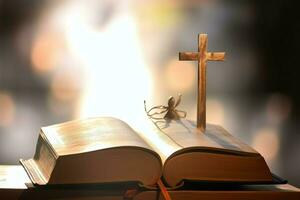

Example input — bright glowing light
[0,92,15,127]
[59,2,152,122]
[165,58,195,92]
[252,127,280,162]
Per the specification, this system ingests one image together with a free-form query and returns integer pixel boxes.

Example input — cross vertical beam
[179,34,225,132]
[198,34,207,133]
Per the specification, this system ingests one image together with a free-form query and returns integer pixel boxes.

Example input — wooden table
[1,165,299,200]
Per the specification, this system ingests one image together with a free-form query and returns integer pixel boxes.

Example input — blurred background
[0,0,299,186]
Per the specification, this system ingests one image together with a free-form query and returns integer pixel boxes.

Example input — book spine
[33,131,58,183]
[20,131,58,185]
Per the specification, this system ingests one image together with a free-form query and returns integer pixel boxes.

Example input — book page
[151,119,258,155]
[128,116,183,163]
[42,117,156,156]
[130,117,258,164]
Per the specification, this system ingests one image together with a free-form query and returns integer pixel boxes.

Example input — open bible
[20,117,273,188]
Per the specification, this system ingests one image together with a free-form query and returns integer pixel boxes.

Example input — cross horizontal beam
[206,52,225,61]
[179,52,198,60]
[179,52,225,61]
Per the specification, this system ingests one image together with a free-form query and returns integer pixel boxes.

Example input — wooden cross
[179,34,225,132]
